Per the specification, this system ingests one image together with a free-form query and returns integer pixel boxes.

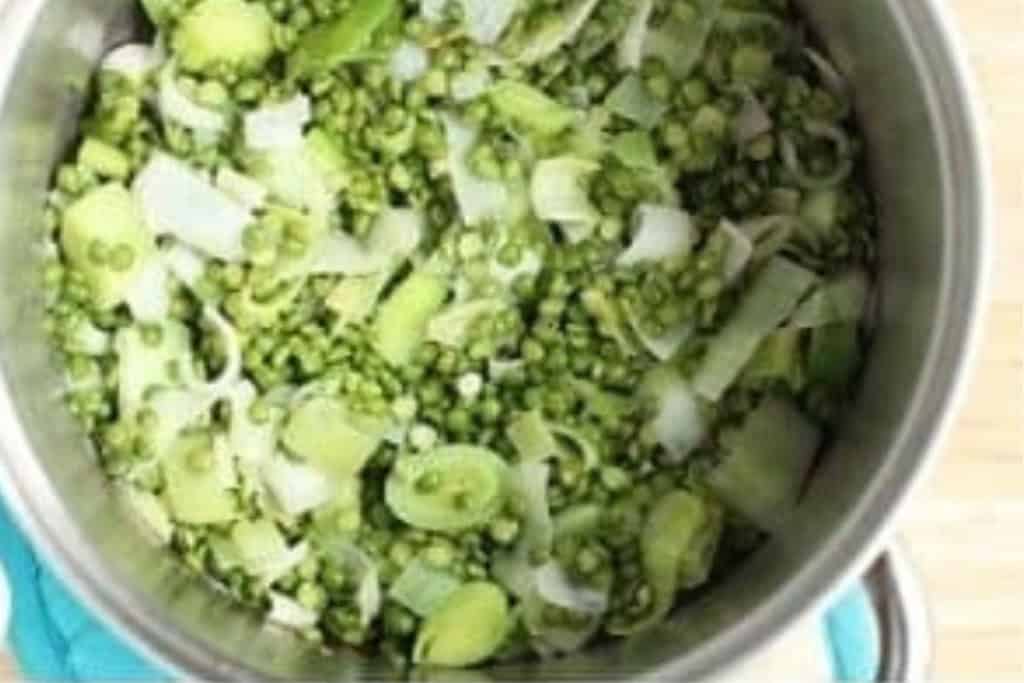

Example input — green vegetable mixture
[41,0,876,670]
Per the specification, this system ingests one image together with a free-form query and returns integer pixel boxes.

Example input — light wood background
[898,1,1024,679]
[1,0,1022,679]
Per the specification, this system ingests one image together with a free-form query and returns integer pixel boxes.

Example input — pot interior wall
[0,1,977,679]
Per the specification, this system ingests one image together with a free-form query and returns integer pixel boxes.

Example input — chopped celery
[508,462,554,563]
[390,560,463,617]
[610,490,721,634]
[643,491,721,594]
[530,157,600,240]
[230,518,308,583]
[708,396,822,531]
[62,318,111,357]
[244,144,334,214]
[451,68,493,102]
[641,366,705,462]
[624,299,692,362]
[490,81,577,136]
[792,269,870,328]
[443,115,510,227]
[521,579,605,655]
[566,107,612,160]
[282,396,388,480]
[515,0,602,63]
[744,327,805,389]
[605,75,667,130]
[460,0,520,45]
[308,482,364,540]
[549,424,600,471]
[807,323,861,387]
[215,167,268,211]
[719,219,755,283]
[262,455,337,516]
[101,43,164,82]
[134,154,252,262]
[533,561,607,615]
[618,0,654,70]
[162,431,239,525]
[372,270,449,366]
[289,0,400,77]
[692,258,817,401]
[734,94,774,145]
[269,593,319,630]
[228,381,276,465]
[173,0,276,75]
[196,306,244,394]
[326,272,391,329]
[421,0,449,23]
[611,130,659,171]
[330,543,382,627]
[124,255,171,323]
[61,183,152,310]
[157,64,229,137]
[414,582,510,667]
[244,95,313,151]
[618,205,695,267]
[114,320,192,418]
[507,411,560,462]
[427,298,509,348]
[385,446,509,531]
[389,41,430,82]
[642,0,724,79]
[509,411,602,471]
[800,188,841,236]
[78,138,131,179]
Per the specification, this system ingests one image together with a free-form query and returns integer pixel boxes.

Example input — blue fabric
[826,584,882,682]
[0,496,881,681]
[0,498,168,681]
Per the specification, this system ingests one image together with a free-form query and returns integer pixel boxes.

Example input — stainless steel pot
[0,0,990,679]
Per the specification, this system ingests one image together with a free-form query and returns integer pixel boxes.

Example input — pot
[0,0,990,679]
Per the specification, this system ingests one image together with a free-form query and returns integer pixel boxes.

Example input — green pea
[600,466,631,492]
[423,540,455,568]
[296,581,327,610]
[575,546,602,575]
[447,408,472,433]
[109,243,136,272]
[87,239,109,266]
[384,606,417,637]
[187,446,213,473]
[140,323,163,347]
[478,398,502,424]
[682,78,710,108]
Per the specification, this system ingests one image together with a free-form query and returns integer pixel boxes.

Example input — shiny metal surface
[0,0,990,679]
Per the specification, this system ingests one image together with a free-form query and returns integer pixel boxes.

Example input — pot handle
[861,543,932,681]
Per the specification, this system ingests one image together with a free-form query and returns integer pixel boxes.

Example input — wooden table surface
[2,1,1022,680]
[899,2,1024,679]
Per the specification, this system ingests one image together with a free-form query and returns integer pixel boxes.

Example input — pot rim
[0,0,992,679]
